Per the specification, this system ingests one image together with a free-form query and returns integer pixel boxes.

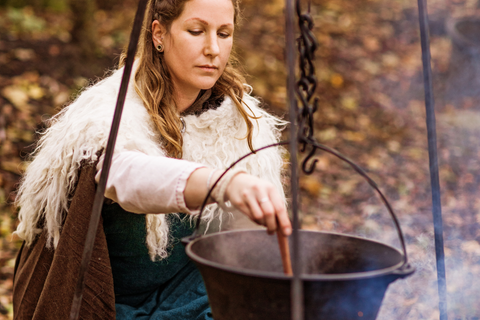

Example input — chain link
[295,1,320,175]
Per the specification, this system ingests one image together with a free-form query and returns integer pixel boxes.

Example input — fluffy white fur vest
[15,67,286,260]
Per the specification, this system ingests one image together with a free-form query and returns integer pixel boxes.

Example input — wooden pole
[277,231,293,275]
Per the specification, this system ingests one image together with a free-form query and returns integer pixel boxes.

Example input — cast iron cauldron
[185,230,413,320]
[184,142,414,320]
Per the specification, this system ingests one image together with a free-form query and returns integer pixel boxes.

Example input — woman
[13,0,291,319]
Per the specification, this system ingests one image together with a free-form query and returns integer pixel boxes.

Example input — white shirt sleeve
[95,151,206,214]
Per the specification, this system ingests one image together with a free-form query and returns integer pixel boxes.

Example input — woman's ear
[152,20,166,47]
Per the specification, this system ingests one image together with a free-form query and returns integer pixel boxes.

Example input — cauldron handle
[391,263,416,279]
[182,139,410,267]
[304,140,409,266]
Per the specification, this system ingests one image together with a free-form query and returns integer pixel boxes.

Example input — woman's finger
[269,188,291,236]
[259,196,277,235]
[225,174,288,235]
[243,192,265,226]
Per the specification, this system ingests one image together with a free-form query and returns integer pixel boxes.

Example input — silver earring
[156,44,164,52]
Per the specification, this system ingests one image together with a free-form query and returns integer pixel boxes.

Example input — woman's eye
[218,32,230,39]
[188,30,202,36]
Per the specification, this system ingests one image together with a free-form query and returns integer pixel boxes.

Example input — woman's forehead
[178,0,234,26]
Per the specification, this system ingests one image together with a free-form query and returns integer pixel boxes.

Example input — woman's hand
[224,173,292,237]
[184,168,291,237]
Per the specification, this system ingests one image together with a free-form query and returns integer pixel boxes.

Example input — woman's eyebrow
[185,17,233,28]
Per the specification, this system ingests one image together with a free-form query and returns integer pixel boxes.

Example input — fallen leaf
[317,127,337,141]
[338,179,359,195]
[373,92,394,109]
[315,156,330,171]
[300,175,323,196]
[362,204,381,217]
[387,140,401,153]
[6,128,33,142]
[363,219,381,233]
[318,220,336,231]
[362,36,381,52]
[302,215,318,230]
[12,48,35,61]
[48,44,60,56]
[343,131,365,142]
[359,59,380,75]
[407,148,425,160]
[1,86,29,110]
[382,52,400,68]
[330,73,344,88]
[366,157,382,170]
[341,96,358,110]
[27,84,45,100]
[0,160,27,174]
[53,91,70,106]
[461,240,480,256]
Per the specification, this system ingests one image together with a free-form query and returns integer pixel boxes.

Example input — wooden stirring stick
[277,229,293,275]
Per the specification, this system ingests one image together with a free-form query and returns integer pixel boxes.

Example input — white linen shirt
[95,151,205,215]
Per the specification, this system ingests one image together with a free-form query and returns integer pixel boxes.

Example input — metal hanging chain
[296,1,318,143]
[69,0,148,318]
[295,0,320,177]
[416,0,448,319]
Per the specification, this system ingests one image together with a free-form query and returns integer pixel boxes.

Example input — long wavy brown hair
[120,0,258,158]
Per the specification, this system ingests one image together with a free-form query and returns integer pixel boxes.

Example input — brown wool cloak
[13,162,115,319]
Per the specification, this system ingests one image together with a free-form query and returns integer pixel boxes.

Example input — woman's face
[152,0,234,100]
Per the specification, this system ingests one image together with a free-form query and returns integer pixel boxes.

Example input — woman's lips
[198,65,218,72]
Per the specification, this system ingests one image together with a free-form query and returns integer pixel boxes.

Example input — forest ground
[1,0,480,319]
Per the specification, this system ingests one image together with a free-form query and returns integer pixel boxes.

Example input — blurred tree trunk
[69,0,97,59]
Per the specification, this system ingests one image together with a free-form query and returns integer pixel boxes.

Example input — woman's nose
[204,34,220,57]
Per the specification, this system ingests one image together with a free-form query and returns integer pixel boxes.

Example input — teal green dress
[102,203,213,320]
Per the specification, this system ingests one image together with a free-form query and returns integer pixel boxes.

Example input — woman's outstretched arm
[97,151,291,236]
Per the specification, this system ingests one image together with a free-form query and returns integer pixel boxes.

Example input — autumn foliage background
[1,0,480,319]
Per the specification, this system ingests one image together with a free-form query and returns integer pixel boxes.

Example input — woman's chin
[197,82,218,91]
[195,74,222,89]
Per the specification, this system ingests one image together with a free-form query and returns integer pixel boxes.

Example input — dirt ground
[1,0,480,319]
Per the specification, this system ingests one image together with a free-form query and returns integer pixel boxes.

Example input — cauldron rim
[186,229,411,282]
